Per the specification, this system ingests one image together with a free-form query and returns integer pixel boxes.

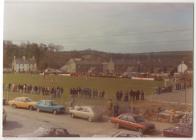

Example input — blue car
[36,100,65,115]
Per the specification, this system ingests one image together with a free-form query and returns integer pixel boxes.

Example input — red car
[111,113,155,134]
[163,124,192,137]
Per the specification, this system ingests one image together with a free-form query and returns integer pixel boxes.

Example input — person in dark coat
[113,103,119,117]
[141,90,144,100]
[136,90,140,100]
[129,89,133,102]
[124,92,129,102]
[132,91,136,102]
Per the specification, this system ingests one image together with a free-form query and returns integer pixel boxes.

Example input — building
[61,58,113,74]
[102,59,115,73]
[177,61,188,73]
[12,56,37,72]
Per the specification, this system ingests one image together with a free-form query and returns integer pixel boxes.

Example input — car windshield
[134,116,144,123]
[48,101,57,106]
[25,98,32,102]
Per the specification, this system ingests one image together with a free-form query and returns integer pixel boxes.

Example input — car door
[16,98,24,108]
[38,101,45,111]
[43,101,52,112]
[77,107,87,118]
[118,115,128,128]
[21,98,29,108]
[127,116,138,130]
[82,108,91,119]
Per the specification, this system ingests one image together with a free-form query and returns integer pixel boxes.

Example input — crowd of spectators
[115,89,145,102]
[70,87,105,98]
[4,83,64,98]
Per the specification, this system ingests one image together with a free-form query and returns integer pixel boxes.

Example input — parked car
[111,113,155,134]
[3,108,7,124]
[69,105,103,122]
[163,124,192,137]
[19,127,80,137]
[36,100,65,114]
[8,97,36,110]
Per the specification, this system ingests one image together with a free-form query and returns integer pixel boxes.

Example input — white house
[12,56,37,72]
[177,61,188,73]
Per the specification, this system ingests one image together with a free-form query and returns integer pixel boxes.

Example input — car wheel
[37,108,40,112]
[88,117,93,122]
[29,106,33,111]
[71,113,75,118]
[53,110,57,115]
[12,104,17,109]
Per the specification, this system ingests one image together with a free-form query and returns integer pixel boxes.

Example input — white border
[0,0,195,140]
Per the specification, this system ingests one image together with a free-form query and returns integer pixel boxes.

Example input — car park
[36,100,65,115]
[8,97,36,110]
[69,105,103,122]
[111,113,155,134]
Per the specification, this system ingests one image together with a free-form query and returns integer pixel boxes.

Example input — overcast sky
[3,1,193,53]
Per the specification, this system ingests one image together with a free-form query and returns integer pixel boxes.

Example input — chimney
[14,56,16,61]
[32,56,35,60]
[22,56,26,60]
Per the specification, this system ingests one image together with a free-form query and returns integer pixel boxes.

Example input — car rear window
[134,116,144,123]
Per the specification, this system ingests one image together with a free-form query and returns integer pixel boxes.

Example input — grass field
[3,73,163,105]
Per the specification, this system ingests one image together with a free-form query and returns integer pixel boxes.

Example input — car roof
[119,113,140,117]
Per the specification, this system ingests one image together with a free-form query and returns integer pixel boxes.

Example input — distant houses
[59,58,192,79]
[60,58,142,75]
[7,55,191,79]
[12,56,37,72]
[60,58,107,74]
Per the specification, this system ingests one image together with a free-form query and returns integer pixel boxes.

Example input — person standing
[141,90,144,100]
[113,103,119,117]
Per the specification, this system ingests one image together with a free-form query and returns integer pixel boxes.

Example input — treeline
[3,40,193,72]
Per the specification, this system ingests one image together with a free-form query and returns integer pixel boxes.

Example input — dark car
[36,100,65,114]
[111,113,155,134]
[163,124,192,137]
[19,127,80,137]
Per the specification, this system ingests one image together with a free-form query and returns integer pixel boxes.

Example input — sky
[3,1,193,53]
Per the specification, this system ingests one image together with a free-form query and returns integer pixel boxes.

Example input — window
[83,108,90,112]
[127,116,135,122]
[45,101,52,106]
[119,115,128,121]
[134,116,144,123]
[25,98,32,102]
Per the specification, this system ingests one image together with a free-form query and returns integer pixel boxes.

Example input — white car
[69,106,103,122]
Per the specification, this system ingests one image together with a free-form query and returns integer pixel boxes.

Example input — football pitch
[3,73,163,105]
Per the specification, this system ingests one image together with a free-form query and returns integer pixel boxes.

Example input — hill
[3,41,193,72]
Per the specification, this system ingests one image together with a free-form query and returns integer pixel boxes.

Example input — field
[3,73,163,105]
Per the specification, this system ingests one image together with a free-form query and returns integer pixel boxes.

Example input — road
[3,106,174,137]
